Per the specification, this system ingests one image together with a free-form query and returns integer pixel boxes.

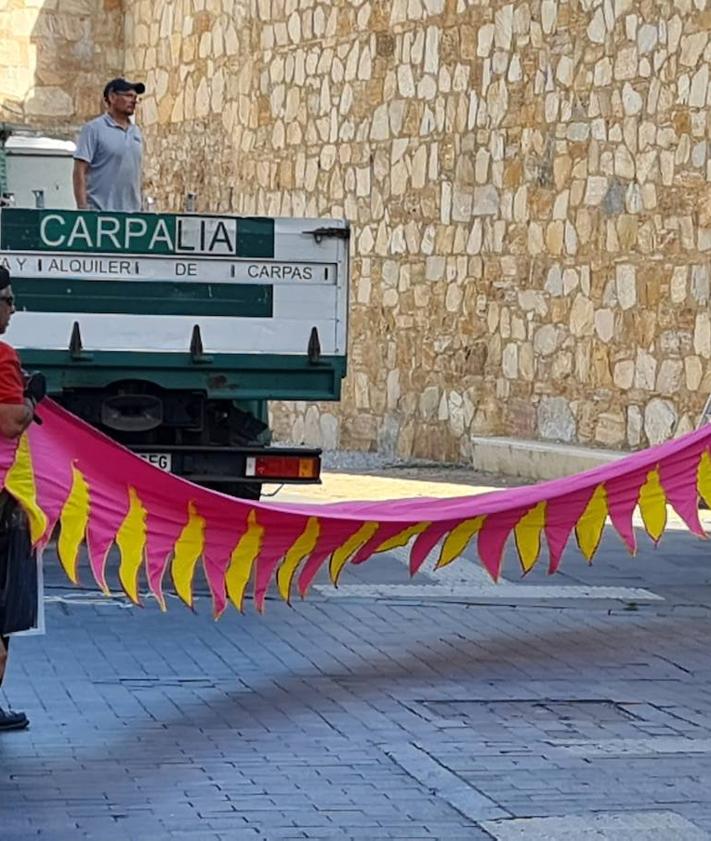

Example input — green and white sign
[0,209,349,360]
[0,209,275,258]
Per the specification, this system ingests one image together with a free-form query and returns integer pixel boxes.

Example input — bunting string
[2,400,709,617]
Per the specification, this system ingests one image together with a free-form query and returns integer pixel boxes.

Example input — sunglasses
[0,296,14,307]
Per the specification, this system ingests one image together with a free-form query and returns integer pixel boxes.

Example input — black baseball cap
[103,78,146,100]
[0,267,10,291]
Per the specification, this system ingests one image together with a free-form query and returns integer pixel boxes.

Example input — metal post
[32,189,45,209]
[0,124,11,196]
[184,192,197,212]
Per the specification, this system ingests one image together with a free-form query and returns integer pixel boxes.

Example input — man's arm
[0,400,33,440]
[73,122,95,210]
[0,352,40,439]
[73,160,90,210]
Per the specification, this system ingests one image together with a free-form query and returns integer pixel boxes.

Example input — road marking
[482,811,708,840]
[315,583,663,601]
[547,737,711,756]
[315,545,663,602]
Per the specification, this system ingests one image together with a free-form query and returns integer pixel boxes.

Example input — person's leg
[0,636,7,685]
[0,636,28,731]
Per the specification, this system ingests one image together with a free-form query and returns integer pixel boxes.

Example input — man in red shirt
[0,266,41,731]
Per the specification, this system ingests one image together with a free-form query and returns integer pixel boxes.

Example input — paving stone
[2,526,711,839]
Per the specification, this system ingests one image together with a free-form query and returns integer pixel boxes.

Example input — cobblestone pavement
[2,470,711,839]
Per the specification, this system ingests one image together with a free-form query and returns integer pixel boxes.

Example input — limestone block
[502,343,518,378]
[557,55,575,87]
[680,32,708,67]
[477,23,494,57]
[691,265,710,303]
[528,222,544,254]
[622,82,643,115]
[627,404,643,447]
[689,64,709,108]
[24,86,74,117]
[304,405,321,446]
[614,359,635,389]
[518,290,547,316]
[595,411,626,446]
[519,342,534,381]
[584,176,608,205]
[445,283,463,313]
[694,312,711,358]
[594,309,614,343]
[537,396,576,443]
[634,349,657,390]
[616,264,637,310]
[551,351,573,378]
[614,46,638,80]
[425,255,445,281]
[545,264,563,295]
[685,356,703,390]
[656,359,683,395]
[319,413,339,449]
[588,8,606,43]
[644,398,678,444]
[569,293,594,336]
[533,324,560,356]
[637,24,658,54]
[494,5,513,51]
[594,57,612,86]
[471,185,499,216]
[419,385,440,419]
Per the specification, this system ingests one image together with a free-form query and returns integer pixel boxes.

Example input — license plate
[137,452,172,472]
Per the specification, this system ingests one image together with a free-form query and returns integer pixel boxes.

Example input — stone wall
[95,1,711,458]
[0,0,124,130]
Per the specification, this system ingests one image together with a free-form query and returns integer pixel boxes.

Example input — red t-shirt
[0,343,24,405]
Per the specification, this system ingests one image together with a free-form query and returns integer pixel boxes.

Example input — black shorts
[0,493,37,636]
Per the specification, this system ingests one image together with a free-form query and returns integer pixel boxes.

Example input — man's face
[108,89,138,117]
[0,286,15,335]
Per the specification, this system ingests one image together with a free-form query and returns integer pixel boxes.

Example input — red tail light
[245,454,321,481]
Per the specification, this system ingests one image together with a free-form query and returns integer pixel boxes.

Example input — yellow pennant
[514,501,547,573]
[575,484,608,561]
[225,510,264,612]
[276,516,321,603]
[437,516,485,569]
[638,468,667,543]
[329,521,379,585]
[698,450,711,508]
[4,433,48,545]
[116,487,147,604]
[374,522,431,554]
[57,465,91,584]
[171,502,206,608]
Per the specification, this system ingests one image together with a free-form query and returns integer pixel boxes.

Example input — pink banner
[0,400,707,615]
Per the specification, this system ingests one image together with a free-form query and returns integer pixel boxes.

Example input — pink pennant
[297,519,366,597]
[606,468,648,554]
[659,446,707,538]
[476,510,524,580]
[409,522,451,575]
[544,487,597,574]
[253,514,315,611]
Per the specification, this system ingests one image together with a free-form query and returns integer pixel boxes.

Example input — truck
[0,125,349,498]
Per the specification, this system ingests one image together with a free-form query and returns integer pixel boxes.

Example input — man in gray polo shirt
[73,78,146,212]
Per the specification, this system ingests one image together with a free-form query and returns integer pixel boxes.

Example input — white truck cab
[2,129,75,209]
